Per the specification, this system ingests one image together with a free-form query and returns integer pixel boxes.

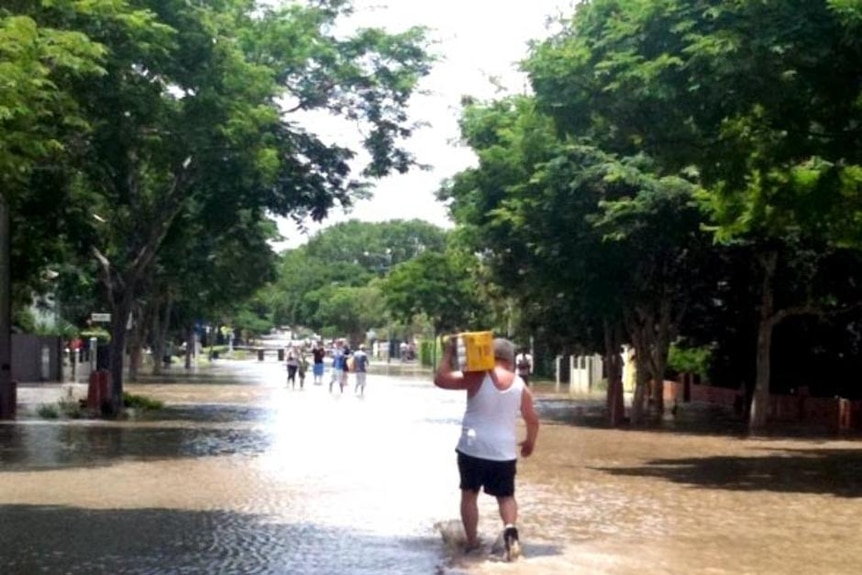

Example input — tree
[14,0,432,414]
[313,283,385,343]
[382,249,490,352]
[1,5,106,418]
[441,80,722,423]
[591,158,714,420]
[302,219,446,269]
[132,210,280,377]
[526,0,862,428]
[265,219,447,333]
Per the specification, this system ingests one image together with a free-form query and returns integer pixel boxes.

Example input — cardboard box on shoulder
[456,331,494,372]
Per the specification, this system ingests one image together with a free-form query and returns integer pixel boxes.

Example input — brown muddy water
[1,360,860,574]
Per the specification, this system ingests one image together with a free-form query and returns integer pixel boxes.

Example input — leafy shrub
[37,403,60,419]
[667,343,712,381]
[122,393,164,410]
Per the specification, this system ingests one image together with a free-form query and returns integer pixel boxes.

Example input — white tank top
[456,372,524,461]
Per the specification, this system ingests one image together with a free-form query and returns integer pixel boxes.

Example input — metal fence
[11,334,63,383]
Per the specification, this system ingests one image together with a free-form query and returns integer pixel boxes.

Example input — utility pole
[367,249,395,363]
[0,193,15,419]
[385,249,393,364]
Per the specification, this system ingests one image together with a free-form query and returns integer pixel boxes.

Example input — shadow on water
[592,447,862,497]
[534,395,862,440]
[0,504,443,575]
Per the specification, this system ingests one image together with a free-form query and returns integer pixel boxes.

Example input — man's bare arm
[519,387,540,457]
[434,338,482,390]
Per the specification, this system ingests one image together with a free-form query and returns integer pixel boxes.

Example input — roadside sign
[90,312,111,323]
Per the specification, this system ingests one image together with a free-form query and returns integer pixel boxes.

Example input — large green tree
[1,3,106,417]
[11,0,432,413]
[440,93,714,424]
[526,0,862,428]
[382,248,491,344]
[267,219,447,333]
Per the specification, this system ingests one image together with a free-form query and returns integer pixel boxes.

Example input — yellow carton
[456,331,495,372]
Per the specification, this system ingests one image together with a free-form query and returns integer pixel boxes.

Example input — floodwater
[1,361,860,575]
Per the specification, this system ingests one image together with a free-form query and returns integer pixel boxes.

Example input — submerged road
[2,359,861,574]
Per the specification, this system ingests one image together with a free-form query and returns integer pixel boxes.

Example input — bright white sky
[275,0,574,249]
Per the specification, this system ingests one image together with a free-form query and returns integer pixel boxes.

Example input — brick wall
[665,375,862,431]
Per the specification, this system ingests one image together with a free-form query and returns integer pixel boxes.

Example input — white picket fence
[555,354,604,395]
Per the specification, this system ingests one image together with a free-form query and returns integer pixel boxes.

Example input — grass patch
[35,394,162,420]
[36,397,88,419]
[122,392,164,411]
[37,403,60,419]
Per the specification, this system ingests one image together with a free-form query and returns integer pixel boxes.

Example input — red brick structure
[661,375,862,432]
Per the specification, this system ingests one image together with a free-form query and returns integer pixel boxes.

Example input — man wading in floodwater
[434,337,540,561]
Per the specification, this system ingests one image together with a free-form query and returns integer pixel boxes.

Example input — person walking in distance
[434,337,539,561]
[515,347,533,387]
[312,342,326,385]
[340,343,352,393]
[285,347,299,388]
[352,344,370,396]
[297,348,309,390]
[329,342,345,393]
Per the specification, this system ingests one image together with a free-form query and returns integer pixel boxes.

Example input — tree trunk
[649,297,674,416]
[151,297,172,376]
[652,356,668,416]
[0,194,14,420]
[749,251,777,430]
[184,325,194,369]
[108,295,134,415]
[127,305,145,382]
[603,319,625,427]
[750,312,774,429]
[128,335,141,383]
[749,251,777,429]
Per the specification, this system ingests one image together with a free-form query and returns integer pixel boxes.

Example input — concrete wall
[11,334,63,383]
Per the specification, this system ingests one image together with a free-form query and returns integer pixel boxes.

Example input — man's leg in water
[497,495,521,560]
[497,495,517,526]
[460,489,480,548]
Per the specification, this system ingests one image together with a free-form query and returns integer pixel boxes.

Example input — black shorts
[456,450,517,497]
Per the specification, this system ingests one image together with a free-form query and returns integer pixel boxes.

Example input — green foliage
[231,303,275,340]
[13,306,37,333]
[418,338,439,367]
[80,327,110,343]
[313,284,384,343]
[667,343,712,381]
[0,7,107,320]
[37,397,84,419]
[122,392,164,411]
[3,0,433,401]
[264,219,448,336]
[450,0,862,413]
[528,0,862,248]
[33,318,78,339]
[36,403,59,419]
[382,248,490,336]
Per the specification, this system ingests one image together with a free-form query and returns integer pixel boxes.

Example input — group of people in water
[284,339,370,396]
